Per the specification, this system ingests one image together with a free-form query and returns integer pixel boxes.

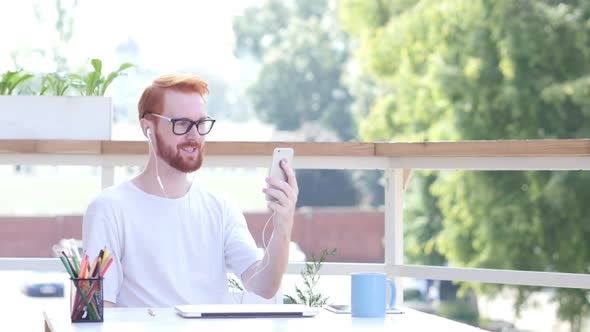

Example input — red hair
[138,74,209,119]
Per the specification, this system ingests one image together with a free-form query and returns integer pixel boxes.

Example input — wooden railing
[2,139,590,305]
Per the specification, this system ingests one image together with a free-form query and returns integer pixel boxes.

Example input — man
[83,74,298,307]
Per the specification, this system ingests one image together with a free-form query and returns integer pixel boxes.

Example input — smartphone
[323,304,403,314]
[266,148,294,201]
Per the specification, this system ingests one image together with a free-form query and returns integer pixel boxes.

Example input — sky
[0,0,275,140]
[0,0,264,83]
[0,1,277,214]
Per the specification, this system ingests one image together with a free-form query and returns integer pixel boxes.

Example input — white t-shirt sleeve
[223,202,261,280]
[82,196,124,304]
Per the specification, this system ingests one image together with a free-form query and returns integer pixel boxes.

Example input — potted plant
[227,248,337,306]
[0,59,133,140]
[284,248,337,306]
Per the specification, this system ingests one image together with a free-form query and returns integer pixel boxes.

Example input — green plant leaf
[1,71,34,95]
[99,72,118,96]
[90,58,102,74]
[85,72,100,96]
[227,276,244,291]
[117,63,135,72]
[284,294,298,304]
[81,59,103,95]
[9,73,33,94]
[99,63,135,96]
[39,85,49,96]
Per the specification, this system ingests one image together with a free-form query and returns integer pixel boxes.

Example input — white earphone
[146,126,166,196]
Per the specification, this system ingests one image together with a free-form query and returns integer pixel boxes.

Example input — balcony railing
[2,139,590,305]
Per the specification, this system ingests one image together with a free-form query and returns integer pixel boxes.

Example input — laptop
[174,304,319,318]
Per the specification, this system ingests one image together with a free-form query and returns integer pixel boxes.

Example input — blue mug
[351,273,396,317]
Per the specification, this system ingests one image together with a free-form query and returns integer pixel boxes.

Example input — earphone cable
[237,210,275,304]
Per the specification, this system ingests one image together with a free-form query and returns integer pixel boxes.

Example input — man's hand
[243,160,298,299]
[262,160,299,232]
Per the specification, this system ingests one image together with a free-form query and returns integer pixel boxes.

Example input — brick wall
[0,209,385,263]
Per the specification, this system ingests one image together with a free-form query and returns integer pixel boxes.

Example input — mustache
[177,142,201,150]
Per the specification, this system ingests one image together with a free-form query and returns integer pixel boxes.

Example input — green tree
[341,0,590,329]
[234,0,365,207]
[296,169,360,207]
[234,0,355,140]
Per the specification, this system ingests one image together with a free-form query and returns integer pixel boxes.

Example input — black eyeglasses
[145,112,216,136]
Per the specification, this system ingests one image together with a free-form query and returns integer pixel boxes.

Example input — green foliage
[404,172,445,266]
[339,0,416,37]
[341,0,590,328]
[70,59,134,96]
[403,288,423,301]
[2,59,134,97]
[296,170,360,207]
[40,73,70,96]
[234,0,372,208]
[227,275,244,292]
[233,0,355,141]
[0,70,34,95]
[233,0,290,60]
[284,248,337,307]
[437,298,479,326]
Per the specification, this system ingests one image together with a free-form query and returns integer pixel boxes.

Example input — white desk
[44,307,486,331]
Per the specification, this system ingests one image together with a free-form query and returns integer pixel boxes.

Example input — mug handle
[386,279,396,310]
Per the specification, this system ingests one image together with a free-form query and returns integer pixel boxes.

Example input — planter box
[0,96,112,140]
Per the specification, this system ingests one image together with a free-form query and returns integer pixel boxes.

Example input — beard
[155,132,204,173]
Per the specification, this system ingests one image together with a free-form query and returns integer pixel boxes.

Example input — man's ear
[140,118,150,139]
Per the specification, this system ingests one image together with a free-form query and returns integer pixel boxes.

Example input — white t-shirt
[82,180,260,307]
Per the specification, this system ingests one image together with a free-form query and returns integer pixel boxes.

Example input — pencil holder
[70,277,104,322]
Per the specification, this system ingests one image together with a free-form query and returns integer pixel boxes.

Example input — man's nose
[185,123,200,138]
[185,125,206,143]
